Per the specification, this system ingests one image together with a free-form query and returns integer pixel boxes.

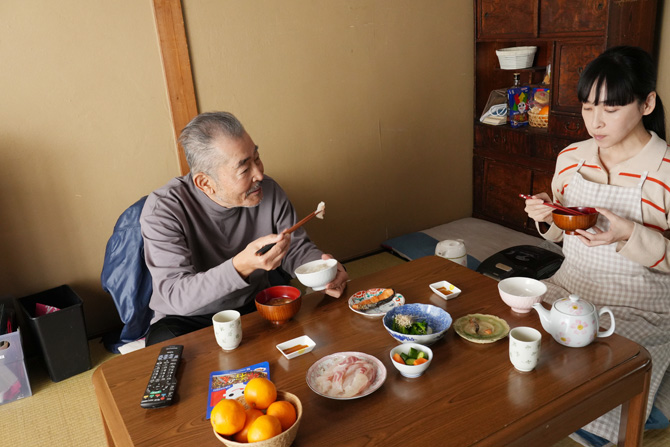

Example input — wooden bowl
[213,391,303,447]
[255,286,302,325]
[552,207,599,235]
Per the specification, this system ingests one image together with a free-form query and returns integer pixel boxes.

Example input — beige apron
[544,161,670,444]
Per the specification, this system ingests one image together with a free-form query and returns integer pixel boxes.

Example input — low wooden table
[93,256,651,446]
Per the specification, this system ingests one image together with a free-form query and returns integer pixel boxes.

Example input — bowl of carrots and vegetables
[390,343,433,378]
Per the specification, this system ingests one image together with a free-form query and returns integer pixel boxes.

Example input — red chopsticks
[519,194,585,215]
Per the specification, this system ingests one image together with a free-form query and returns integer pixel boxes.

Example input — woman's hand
[523,193,554,224]
[574,207,634,246]
[322,253,349,298]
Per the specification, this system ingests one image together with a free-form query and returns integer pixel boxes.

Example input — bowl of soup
[294,259,338,291]
[552,207,599,235]
[255,286,302,325]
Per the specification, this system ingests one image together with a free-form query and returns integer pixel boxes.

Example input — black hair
[577,46,666,140]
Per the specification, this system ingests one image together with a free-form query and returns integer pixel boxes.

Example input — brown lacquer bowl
[255,286,302,325]
[552,207,599,235]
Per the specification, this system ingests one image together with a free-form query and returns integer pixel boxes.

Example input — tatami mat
[0,251,667,446]
[0,337,115,447]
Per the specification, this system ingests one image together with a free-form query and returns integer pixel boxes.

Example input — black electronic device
[476,245,564,281]
[140,344,183,409]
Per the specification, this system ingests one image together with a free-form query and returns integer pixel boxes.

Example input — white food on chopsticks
[313,354,377,398]
[316,201,325,219]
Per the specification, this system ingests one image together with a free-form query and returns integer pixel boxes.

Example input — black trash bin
[18,285,91,382]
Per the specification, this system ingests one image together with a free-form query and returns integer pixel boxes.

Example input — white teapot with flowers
[532,294,615,348]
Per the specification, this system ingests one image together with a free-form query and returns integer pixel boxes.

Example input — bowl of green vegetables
[390,343,433,378]
[383,303,452,345]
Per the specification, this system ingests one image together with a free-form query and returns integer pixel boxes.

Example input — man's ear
[193,172,215,195]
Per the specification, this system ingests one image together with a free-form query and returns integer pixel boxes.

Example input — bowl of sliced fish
[383,304,452,345]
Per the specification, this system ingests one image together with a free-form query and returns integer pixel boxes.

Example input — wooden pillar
[152,0,198,175]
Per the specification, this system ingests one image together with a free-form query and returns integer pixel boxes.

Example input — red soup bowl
[552,207,599,235]
[255,286,302,325]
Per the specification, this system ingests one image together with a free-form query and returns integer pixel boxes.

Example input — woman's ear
[193,172,215,195]
[642,91,657,116]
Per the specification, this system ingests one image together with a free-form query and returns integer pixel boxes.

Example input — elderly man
[140,111,348,345]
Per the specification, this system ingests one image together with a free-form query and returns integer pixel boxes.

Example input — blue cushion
[575,405,669,446]
[645,405,670,430]
[101,196,154,353]
[381,232,480,270]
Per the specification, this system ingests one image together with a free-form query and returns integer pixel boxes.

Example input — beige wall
[0,1,178,336]
[0,0,473,337]
[2,0,669,338]
[183,0,475,259]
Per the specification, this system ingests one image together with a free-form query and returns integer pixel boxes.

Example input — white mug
[212,310,242,351]
[509,326,541,372]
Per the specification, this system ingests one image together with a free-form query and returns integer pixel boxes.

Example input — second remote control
[140,344,183,409]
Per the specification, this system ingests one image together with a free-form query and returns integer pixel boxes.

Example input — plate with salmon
[348,288,405,317]
[306,352,386,400]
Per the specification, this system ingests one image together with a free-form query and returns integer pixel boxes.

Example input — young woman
[524,46,670,446]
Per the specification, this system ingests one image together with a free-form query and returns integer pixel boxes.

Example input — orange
[244,377,277,410]
[210,398,246,436]
[266,400,297,431]
[539,105,549,115]
[233,408,264,443]
[247,415,282,443]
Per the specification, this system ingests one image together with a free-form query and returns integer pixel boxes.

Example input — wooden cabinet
[538,0,607,36]
[477,0,537,39]
[473,0,659,234]
[553,41,602,113]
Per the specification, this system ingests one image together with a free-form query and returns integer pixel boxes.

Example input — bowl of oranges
[211,377,302,446]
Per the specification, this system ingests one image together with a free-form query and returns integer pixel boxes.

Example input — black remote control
[140,344,183,409]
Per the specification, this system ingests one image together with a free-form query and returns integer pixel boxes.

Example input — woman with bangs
[524,46,670,446]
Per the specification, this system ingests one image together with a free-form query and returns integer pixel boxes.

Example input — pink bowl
[498,277,547,313]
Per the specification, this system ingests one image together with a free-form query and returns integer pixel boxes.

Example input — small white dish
[429,281,462,300]
[276,335,316,359]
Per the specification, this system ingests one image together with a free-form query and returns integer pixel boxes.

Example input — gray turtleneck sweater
[140,174,322,323]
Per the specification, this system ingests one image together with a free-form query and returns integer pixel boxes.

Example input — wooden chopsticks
[284,209,322,235]
[255,205,325,256]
